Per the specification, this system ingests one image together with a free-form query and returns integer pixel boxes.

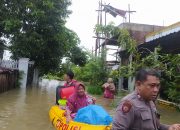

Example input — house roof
[138,21,180,54]
[146,21,180,42]
[101,22,163,46]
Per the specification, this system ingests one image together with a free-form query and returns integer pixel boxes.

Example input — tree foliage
[0,0,81,75]
[94,23,136,53]
[116,30,180,103]
[66,46,88,67]
[72,56,108,86]
[119,46,180,103]
[95,22,180,103]
[94,22,117,35]
[117,29,136,53]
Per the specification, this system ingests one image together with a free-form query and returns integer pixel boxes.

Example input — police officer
[112,68,180,130]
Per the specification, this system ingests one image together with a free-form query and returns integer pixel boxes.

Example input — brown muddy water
[0,79,179,130]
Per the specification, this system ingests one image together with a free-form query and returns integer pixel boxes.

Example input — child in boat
[65,82,96,122]
[102,78,115,99]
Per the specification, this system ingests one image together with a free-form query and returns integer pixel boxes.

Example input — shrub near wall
[72,57,108,86]
[87,85,103,95]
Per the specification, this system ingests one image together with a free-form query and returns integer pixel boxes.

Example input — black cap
[66,70,74,79]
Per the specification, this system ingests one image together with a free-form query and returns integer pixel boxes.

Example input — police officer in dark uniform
[112,68,180,130]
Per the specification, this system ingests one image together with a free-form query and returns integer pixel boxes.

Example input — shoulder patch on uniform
[122,100,132,113]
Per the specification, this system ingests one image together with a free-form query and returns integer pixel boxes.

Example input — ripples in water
[0,79,179,129]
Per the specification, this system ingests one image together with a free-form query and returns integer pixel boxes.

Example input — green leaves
[67,46,87,67]
[117,29,136,53]
[94,23,136,53]
[94,21,180,103]
[72,56,108,86]
[94,22,117,35]
[0,0,81,75]
[119,48,180,103]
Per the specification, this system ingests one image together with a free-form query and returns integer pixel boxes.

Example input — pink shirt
[103,83,115,99]
[67,94,94,113]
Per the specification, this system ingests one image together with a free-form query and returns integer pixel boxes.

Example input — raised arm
[102,83,109,88]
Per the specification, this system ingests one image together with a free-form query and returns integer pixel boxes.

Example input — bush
[87,85,103,95]
[72,57,108,86]
[42,73,62,80]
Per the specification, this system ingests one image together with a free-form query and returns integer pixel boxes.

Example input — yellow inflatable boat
[49,105,112,130]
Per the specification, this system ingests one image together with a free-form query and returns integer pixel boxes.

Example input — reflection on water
[0,79,61,130]
[95,95,117,116]
[157,104,180,124]
[0,79,179,130]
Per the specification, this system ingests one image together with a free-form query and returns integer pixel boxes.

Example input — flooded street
[96,95,180,125]
[0,79,180,130]
[0,79,60,130]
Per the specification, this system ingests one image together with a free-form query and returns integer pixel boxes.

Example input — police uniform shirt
[112,91,169,130]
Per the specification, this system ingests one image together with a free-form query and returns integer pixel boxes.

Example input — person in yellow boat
[65,82,96,121]
[55,70,77,105]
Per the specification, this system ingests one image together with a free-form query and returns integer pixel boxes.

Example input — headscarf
[66,82,93,113]
[74,82,86,96]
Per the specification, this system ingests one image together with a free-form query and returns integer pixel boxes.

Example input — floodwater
[0,79,180,130]
[96,95,180,125]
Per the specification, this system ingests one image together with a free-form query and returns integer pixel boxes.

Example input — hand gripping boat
[49,105,112,130]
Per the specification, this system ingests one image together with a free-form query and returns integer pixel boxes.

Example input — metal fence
[0,59,18,69]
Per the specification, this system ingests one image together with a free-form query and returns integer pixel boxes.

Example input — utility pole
[99,0,103,56]
[95,1,101,57]
[127,4,136,23]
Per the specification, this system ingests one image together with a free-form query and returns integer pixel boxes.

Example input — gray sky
[3,0,180,60]
[66,0,180,51]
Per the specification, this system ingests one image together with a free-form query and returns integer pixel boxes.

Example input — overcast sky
[65,0,180,51]
[3,0,180,60]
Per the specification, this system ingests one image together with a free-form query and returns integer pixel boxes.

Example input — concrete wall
[18,58,29,88]
[118,22,164,44]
